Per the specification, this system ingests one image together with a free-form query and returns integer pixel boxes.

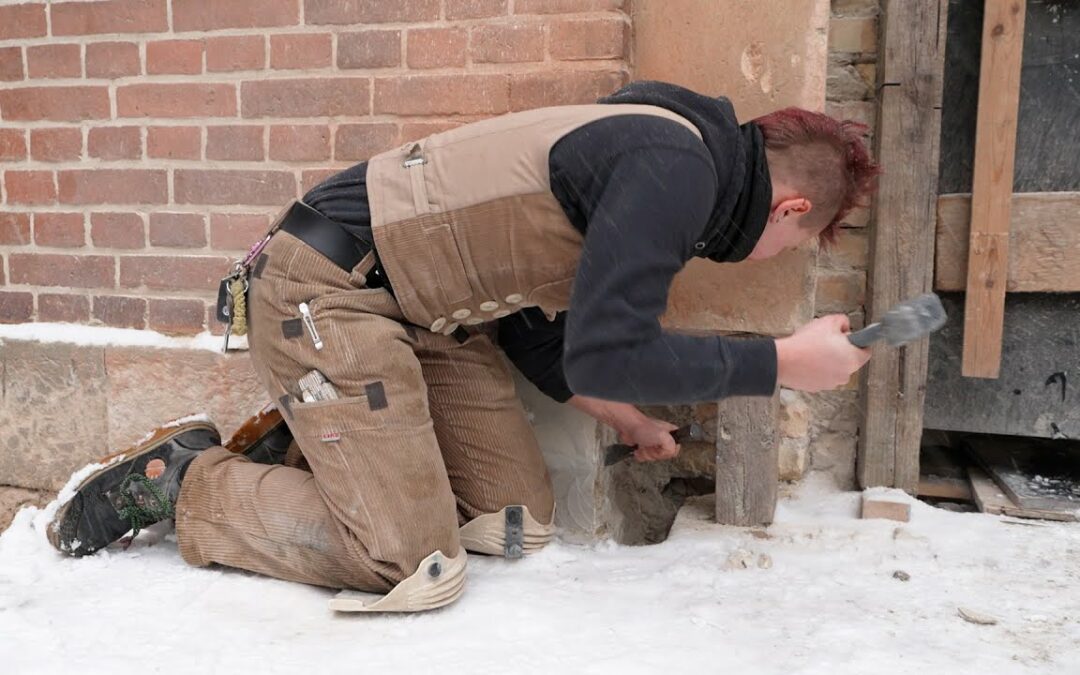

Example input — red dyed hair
[752,107,880,244]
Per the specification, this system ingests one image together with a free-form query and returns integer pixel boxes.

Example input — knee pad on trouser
[459,505,555,558]
[328,546,467,613]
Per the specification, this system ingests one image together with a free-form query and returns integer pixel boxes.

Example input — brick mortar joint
[0,59,628,89]
[1,10,629,48]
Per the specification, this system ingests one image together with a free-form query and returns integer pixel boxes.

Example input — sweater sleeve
[497,309,573,403]
[562,146,777,404]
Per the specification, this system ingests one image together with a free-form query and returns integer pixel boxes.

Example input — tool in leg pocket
[298,303,324,351]
[298,371,342,444]
[603,422,705,466]
[298,370,339,403]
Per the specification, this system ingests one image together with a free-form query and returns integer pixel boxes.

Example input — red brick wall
[0,0,629,334]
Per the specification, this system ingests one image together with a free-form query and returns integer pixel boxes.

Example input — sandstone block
[105,347,267,450]
[779,435,810,482]
[778,389,811,438]
[861,493,911,522]
[0,486,51,533]
[829,16,877,53]
[0,341,109,491]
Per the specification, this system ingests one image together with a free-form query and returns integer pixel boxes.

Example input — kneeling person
[48,81,877,612]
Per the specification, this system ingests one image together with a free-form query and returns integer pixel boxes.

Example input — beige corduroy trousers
[175,231,554,592]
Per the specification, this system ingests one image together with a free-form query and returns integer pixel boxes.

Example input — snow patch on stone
[862,485,916,503]
[163,413,213,428]
[0,322,247,352]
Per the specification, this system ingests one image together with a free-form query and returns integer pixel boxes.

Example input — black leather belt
[278,201,392,291]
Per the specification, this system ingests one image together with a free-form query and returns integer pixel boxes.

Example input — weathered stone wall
[0,485,48,532]
[514,373,619,541]
[0,339,267,493]
[799,0,879,489]
[632,0,829,336]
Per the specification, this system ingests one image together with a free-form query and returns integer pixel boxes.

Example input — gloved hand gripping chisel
[604,423,705,466]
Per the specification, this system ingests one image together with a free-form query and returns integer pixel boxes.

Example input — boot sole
[47,419,219,555]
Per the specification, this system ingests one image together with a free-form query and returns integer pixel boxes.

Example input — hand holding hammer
[776,293,947,392]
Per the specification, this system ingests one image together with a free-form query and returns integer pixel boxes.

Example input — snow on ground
[1,477,1078,675]
[0,322,246,352]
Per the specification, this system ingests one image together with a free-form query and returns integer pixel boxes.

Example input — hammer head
[880,293,948,346]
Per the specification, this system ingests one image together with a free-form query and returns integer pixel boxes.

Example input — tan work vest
[368,104,701,335]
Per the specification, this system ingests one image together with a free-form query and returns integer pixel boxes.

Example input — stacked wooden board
[917,436,1080,522]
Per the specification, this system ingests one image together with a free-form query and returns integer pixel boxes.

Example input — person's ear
[772,197,811,222]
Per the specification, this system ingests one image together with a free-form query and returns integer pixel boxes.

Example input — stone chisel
[603,422,705,466]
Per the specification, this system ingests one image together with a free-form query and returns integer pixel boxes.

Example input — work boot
[48,418,221,557]
[223,403,293,466]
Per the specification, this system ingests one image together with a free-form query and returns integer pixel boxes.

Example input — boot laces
[116,473,174,538]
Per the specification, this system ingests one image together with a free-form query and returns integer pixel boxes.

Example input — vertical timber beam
[962,0,1026,378]
[715,392,780,526]
[858,0,949,491]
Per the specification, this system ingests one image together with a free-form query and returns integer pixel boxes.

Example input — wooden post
[715,392,779,526]
[857,0,948,491]
[962,0,1027,378]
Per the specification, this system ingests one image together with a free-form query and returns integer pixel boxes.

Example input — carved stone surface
[105,346,266,450]
[0,339,266,491]
[0,340,109,490]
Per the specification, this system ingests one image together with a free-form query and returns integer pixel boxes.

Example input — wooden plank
[924,293,1080,439]
[917,475,973,500]
[967,464,1013,515]
[857,0,949,492]
[964,435,1080,513]
[936,192,1080,292]
[962,0,1027,378]
[967,465,1078,522]
[715,392,779,526]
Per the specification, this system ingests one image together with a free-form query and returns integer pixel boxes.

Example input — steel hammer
[847,293,948,348]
